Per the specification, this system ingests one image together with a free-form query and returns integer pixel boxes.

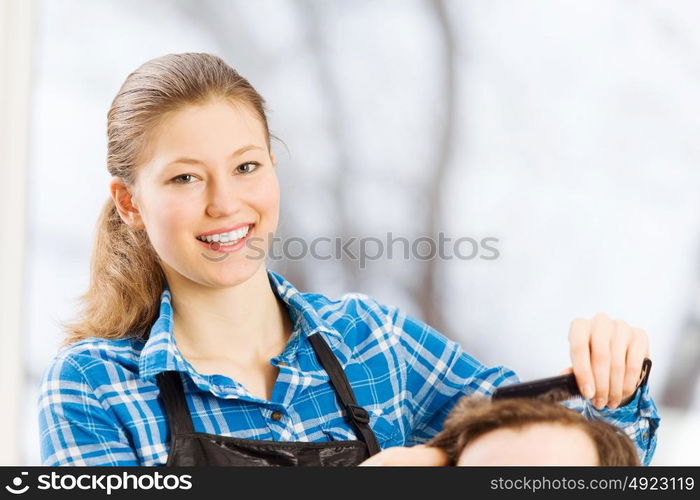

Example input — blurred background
[1,0,699,465]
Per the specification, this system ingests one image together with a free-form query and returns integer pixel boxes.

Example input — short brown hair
[428,397,640,466]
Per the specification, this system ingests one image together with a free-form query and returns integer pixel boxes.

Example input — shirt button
[271,411,283,421]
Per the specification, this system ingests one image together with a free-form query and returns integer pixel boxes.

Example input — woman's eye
[172,174,196,184]
[171,162,259,184]
[236,161,260,174]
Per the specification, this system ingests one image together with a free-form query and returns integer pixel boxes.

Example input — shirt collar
[138,269,343,383]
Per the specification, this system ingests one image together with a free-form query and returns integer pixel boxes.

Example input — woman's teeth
[196,225,251,244]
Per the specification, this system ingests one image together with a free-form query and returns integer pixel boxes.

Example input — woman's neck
[167,265,292,364]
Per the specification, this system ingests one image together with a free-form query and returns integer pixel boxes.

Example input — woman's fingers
[567,313,649,410]
[621,328,649,400]
[608,320,632,409]
[568,317,595,400]
[589,313,613,409]
[358,445,449,466]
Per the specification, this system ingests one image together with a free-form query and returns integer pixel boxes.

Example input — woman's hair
[428,397,640,466]
[60,53,271,347]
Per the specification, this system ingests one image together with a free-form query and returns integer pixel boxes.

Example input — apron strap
[308,333,381,456]
[155,371,195,437]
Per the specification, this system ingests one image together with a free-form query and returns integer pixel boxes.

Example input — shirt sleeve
[562,383,660,466]
[38,354,140,466]
[379,301,660,465]
[378,302,520,445]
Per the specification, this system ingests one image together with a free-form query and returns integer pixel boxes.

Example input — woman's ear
[110,176,145,230]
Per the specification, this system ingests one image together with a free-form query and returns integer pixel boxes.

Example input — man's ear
[110,176,145,230]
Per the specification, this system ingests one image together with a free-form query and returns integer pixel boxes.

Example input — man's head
[428,397,640,466]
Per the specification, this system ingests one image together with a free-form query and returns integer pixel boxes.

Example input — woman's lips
[196,224,254,254]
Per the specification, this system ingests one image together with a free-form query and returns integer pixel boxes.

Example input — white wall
[0,0,33,465]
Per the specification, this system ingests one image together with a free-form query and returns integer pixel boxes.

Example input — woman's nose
[204,177,246,217]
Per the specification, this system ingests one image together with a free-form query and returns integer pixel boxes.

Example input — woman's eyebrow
[163,144,264,168]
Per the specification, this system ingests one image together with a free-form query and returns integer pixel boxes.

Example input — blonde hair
[60,53,271,346]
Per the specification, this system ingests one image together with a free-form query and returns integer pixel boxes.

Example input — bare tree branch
[410,0,458,338]
[296,0,359,292]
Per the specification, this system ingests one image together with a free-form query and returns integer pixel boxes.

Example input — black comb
[492,373,581,403]
[492,358,652,404]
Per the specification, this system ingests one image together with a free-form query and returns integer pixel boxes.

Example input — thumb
[358,445,449,466]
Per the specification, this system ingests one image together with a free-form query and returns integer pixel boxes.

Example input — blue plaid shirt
[38,270,659,466]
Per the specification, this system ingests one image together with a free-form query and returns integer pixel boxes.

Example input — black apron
[156,333,381,466]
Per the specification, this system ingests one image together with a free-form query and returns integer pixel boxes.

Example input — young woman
[38,53,659,467]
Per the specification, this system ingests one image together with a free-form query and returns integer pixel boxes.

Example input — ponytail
[60,197,165,346]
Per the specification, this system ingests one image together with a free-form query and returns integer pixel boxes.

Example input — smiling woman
[56,53,277,347]
[110,98,280,293]
[38,53,660,467]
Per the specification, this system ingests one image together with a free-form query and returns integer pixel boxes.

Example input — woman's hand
[358,445,449,466]
[564,313,649,410]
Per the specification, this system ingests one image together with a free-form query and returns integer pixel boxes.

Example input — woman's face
[114,98,279,289]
